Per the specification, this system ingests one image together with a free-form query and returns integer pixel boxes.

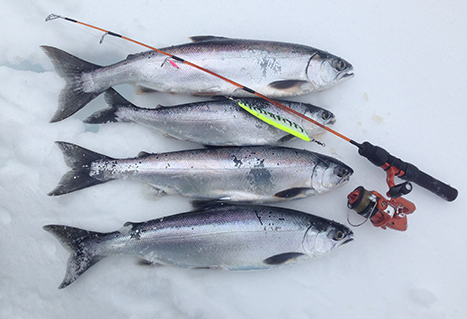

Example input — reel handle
[356,141,458,202]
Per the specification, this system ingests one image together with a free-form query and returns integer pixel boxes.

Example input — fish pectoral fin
[263,252,305,265]
[268,80,308,93]
[273,188,311,199]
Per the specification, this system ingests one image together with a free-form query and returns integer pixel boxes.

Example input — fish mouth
[337,167,353,185]
[336,234,354,249]
[326,116,337,126]
[340,174,351,184]
[338,68,354,81]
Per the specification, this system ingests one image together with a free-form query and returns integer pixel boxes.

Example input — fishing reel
[347,166,416,231]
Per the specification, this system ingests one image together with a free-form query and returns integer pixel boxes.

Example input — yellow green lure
[237,101,311,142]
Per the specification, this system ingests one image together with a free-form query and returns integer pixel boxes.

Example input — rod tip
[46,14,62,22]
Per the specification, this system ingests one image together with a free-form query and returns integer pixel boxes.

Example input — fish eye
[321,111,332,120]
[334,230,345,240]
[335,60,347,71]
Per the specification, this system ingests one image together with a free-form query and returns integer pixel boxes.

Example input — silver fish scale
[105,96,334,146]
[42,39,352,121]
[43,204,353,288]
[161,38,313,83]
[88,37,348,97]
[101,204,340,270]
[88,146,350,203]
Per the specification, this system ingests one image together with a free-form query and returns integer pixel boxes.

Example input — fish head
[300,107,336,136]
[303,222,354,257]
[306,52,354,91]
[311,161,353,194]
[303,107,336,129]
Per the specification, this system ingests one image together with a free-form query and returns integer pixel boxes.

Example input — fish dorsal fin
[189,36,229,42]
[137,151,152,157]
[126,53,140,60]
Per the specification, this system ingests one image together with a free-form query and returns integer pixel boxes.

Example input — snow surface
[1,1,466,318]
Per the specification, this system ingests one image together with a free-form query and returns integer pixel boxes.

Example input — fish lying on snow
[43,202,354,288]
[42,36,353,122]
[48,142,353,203]
[84,88,336,146]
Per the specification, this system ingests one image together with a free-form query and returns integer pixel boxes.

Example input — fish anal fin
[192,265,223,270]
[137,259,163,267]
[263,252,305,265]
[136,86,159,94]
[143,184,174,200]
[191,92,220,97]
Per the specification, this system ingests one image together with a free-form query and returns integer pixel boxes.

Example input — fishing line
[346,201,374,228]
[45,13,458,202]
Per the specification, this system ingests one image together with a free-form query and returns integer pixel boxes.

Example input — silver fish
[42,36,353,122]
[84,88,336,146]
[48,142,353,203]
[43,202,354,289]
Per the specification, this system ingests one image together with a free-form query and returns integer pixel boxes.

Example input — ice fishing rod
[45,14,458,205]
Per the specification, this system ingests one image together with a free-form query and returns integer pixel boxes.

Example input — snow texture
[1,1,466,318]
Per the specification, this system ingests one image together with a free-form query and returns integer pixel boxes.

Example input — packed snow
[1,1,466,318]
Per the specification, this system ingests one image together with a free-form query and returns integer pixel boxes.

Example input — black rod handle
[356,141,458,201]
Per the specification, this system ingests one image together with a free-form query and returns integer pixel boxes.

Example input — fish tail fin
[48,141,115,196]
[43,224,108,289]
[41,46,104,122]
[84,88,135,124]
